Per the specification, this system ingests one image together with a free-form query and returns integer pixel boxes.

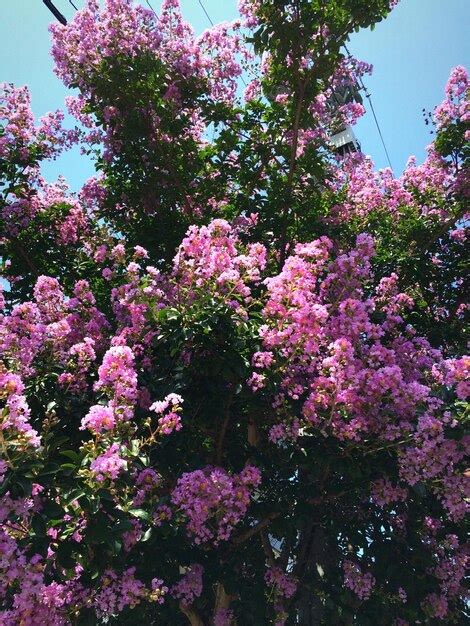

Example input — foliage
[0,1,468,625]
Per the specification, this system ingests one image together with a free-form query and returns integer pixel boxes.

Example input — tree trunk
[296,526,328,625]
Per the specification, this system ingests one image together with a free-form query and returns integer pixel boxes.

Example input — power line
[42,0,67,25]
[145,0,157,15]
[344,43,394,171]
[197,0,214,26]
[68,0,78,10]
[361,85,394,171]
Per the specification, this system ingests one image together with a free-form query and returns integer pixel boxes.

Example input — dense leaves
[0,1,468,625]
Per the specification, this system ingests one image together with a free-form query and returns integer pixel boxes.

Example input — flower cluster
[370,478,408,508]
[264,566,297,599]
[171,466,261,544]
[254,234,468,524]
[149,393,184,435]
[94,567,147,617]
[0,369,40,447]
[173,219,266,310]
[343,560,376,601]
[434,65,469,131]
[94,345,138,420]
[133,468,161,506]
[0,83,74,164]
[171,564,204,606]
[89,443,126,482]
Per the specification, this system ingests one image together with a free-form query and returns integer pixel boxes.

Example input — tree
[0,1,468,624]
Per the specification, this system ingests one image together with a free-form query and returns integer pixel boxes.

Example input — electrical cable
[145,0,157,15]
[42,0,67,25]
[343,43,394,170]
[197,0,214,26]
[361,83,394,170]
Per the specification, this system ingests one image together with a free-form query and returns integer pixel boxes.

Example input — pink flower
[90,444,126,482]
[80,405,116,434]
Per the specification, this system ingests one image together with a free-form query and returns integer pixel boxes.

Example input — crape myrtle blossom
[343,560,376,601]
[0,83,75,163]
[149,392,184,435]
[171,563,204,606]
[89,443,126,482]
[264,566,297,599]
[327,68,469,226]
[172,219,267,307]
[80,404,115,434]
[48,0,250,176]
[0,275,108,384]
[253,234,468,523]
[0,369,40,447]
[434,65,469,130]
[171,465,261,544]
[94,345,138,421]
[264,566,297,626]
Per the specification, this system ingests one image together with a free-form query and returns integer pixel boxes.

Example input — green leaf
[128,508,151,522]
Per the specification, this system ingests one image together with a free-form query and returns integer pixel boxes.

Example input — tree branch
[180,602,205,626]
[260,529,276,567]
[232,513,279,546]
[214,583,237,615]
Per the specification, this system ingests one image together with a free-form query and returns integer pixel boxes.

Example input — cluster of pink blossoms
[0,83,75,163]
[264,566,298,626]
[0,487,88,625]
[48,0,251,173]
[329,65,469,227]
[173,219,266,311]
[264,566,297,599]
[343,560,376,601]
[90,344,138,422]
[93,567,146,617]
[149,392,184,435]
[171,563,204,605]
[80,344,139,434]
[0,483,166,623]
[60,337,96,394]
[0,370,39,447]
[434,65,469,132]
[2,175,90,246]
[171,465,261,544]
[252,233,468,522]
[370,478,408,507]
[133,468,161,507]
[441,356,470,400]
[89,443,126,482]
[1,275,108,385]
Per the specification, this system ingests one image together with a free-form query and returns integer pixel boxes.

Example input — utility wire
[344,43,394,170]
[42,0,67,25]
[361,82,394,170]
[68,0,78,10]
[145,0,157,15]
[197,0,214,26]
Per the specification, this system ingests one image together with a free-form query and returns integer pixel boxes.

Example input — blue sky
[1,0,468,189]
